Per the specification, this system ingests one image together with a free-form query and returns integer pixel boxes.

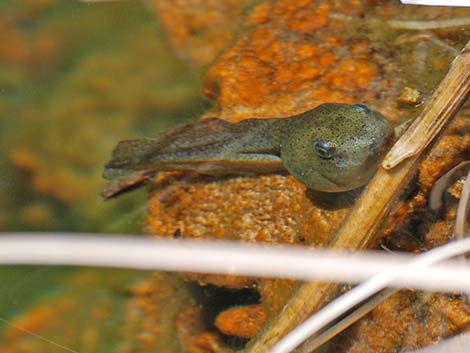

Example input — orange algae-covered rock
[204,0,397,121]
[257,278,300,317]
[334,291,470,353]
[152,0,252,69]
[370,114,470,351]
[215,305,267,339]
[149,174,306,243]
[419,112,470,192]
[176,306,228,353]
[146,1,470,352]
[379,109,470,252]
[147,173,350,288]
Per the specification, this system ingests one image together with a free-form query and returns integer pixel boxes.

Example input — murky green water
[0,1,208,351]
[0,0,209,233]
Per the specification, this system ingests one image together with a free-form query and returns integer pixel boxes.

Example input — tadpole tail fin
[101,170,157,200]
[103,139,159,180]
[101,118,279,199]
[102,139,161,199]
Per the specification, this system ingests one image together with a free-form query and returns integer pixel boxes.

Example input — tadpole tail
[103,139,161,179]
[101,139,163,199]
[101,117,282,199]
[101,169,157,200]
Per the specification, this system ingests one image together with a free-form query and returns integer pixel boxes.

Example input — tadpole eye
[313,139,336,160]
[353,104,370,113]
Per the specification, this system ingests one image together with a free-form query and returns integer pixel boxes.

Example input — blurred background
[0,0,210,234]
[0,2,211,351]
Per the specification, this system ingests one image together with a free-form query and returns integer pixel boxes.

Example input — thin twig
[388,17,470,30]
[455,167,470,238]
[400,0,470,7]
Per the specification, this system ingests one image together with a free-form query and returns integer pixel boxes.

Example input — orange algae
[176,307,227,353]
[2,299,76,343]
[0,17,29,65]
[121,274,193,352]
[151,0,252,70]
[9,150,40,172]
[204,0,396,121]
[215,305,267,339]
[334,292,470,353]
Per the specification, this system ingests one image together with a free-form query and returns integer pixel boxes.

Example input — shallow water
[1,1,470,352]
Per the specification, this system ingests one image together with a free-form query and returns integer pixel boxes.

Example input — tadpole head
[280,103,394,192]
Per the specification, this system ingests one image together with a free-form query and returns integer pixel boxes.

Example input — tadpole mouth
[319,172,341,188]
[304,169,347,192]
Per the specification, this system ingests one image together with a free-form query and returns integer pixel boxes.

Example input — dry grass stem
[245,40,470,353]
[388,17,470,30]
[293,288,396,353]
